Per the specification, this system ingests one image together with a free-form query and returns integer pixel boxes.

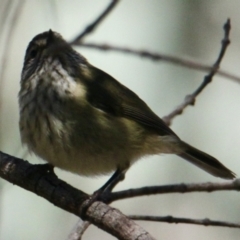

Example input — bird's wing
[86,66,178,137]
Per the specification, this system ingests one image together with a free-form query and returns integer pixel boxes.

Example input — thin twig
[0,0,13,35]
[70,0,119,44]
[0,1,25,146]
[129,215,240,229]
[73,42,240,83]
[67,220,90,240]
[0,0,25,88]
[105,178,240,203]
[162,19,231,125]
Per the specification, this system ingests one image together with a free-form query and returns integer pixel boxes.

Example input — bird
[18,30,235,192]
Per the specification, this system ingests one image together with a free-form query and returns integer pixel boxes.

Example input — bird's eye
[29,48,38,59]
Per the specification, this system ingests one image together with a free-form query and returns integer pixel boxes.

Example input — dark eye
[29,48,38,59]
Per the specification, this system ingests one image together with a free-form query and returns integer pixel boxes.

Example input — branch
[1,153,238,237]
[72,42,240,83]
[129,215,240,229]
[105,179,240,202]
[0,151,155,240]
[67,220,90,240]
[162,18,231,125]
[70,0,119,44]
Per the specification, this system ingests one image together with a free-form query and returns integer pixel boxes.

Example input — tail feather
[178,142,236,179]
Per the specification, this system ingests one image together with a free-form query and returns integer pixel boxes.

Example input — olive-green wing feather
[86,66,177,137]
[85,66,236,179]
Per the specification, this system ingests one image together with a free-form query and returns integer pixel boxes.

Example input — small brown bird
[19,30,235,190]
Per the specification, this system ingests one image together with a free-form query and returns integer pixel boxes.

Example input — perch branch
[0,151,155,240]
[105,179,240,202]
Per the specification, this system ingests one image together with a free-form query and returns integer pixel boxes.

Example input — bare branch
[0,151,155,240]
[162,18,231,125]
[105,179,240,202]
[129,215,240,229]
[70,0,119,44]
[73,42,240,83]
[67,220,90,240]
[87,202,156,240]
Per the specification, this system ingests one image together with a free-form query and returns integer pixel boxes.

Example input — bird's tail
[178,141,235,179]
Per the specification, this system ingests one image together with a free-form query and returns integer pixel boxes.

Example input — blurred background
[1,0,240,239]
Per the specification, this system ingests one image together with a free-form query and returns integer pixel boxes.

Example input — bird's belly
[39,139,131,176]
[38,145,128,176]
[20,113,135,176]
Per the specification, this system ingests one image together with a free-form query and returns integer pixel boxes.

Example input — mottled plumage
[19,30,235,183]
